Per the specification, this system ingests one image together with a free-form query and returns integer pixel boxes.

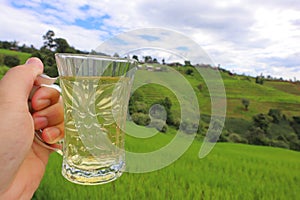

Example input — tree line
[0,30,87,77]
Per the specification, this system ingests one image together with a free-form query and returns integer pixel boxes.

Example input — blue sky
[0,0,300,80]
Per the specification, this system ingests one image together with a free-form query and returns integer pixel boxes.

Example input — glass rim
[55,53,137,63]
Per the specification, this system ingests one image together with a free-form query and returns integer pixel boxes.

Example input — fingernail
[37,99,51,108]
[34,116,48,130]
[25,57,43,70]
[44,127,61,144]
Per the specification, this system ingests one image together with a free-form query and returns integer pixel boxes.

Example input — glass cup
[36,53,136,185]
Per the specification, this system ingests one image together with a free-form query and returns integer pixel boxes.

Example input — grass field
[33,131,300,200]
[0,49,31,79]
[0,48,31,64]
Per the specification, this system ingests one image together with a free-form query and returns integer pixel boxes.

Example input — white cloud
[0,0,299,79]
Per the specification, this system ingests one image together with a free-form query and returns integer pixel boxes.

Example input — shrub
[180,121,198,134]
[131,112,150,126]
[148,119,165,130]
[242,99,250,111]
[0,66,9,76]
[0,54,4,65]
[268,109,282,124]
[132,102,148,114]
[228,133,248,144]
[185,68,194,75]
[4,55,20,67]
[269,140,289,149]
[197,84,203,91]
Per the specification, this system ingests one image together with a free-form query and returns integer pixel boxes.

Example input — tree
[54,38,76,53]
[43,30,56,50]
[246,126,269,145]
[144,56,152,63]
[242,99,250,111]
[113,53,120,57]
[132,55,139,61]
[252,113,271,134]
[255,75,264,85]
[185,68,194,75]
[184,60,192,66]
[268,109,282,124]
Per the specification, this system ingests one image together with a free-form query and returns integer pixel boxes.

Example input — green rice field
[33,131,300,200]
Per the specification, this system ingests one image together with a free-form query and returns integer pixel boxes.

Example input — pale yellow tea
[60,76,129,184]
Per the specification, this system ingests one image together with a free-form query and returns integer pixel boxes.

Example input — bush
[170,117,181,129]
[0,66,9,76]
[197,84,203,91]
[228,133,248,144]
[44,65,58,77]
[268,109,282,124]
[185,68,194,75]
[0,54,4,65]
[131,112,150,126]
[130,101,148,114]
[4,55,20,67]
[269,140,289,149]
[148,119,168,133]
[180,121,199,134]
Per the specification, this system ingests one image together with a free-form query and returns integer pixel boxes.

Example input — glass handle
[30,74,63,155]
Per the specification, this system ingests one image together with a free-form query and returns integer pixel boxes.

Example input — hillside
[0,49,32,79]
[1,49,300,150]
[0,48,31,64]
[130,64,300,150]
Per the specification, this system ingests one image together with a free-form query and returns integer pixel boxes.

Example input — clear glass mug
[34,53,136,185]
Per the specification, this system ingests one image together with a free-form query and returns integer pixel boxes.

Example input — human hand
[0,58,64,199]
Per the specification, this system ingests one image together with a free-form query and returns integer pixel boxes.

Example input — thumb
[0,57,44,103]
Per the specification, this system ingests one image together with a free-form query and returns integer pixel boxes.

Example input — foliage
[228,133,247,143]
[291,116,300,138]
[185,68,194,75]
[131,112,150,126]
[54,38,77,53]
[245,126,269,145]
[43,30,56,50]
[252,113,271,133]
[255,75,264,85]
[4,55,20,67]
[0,66,9,79]
[241,98,250,111]
[184,60,192,66]
[268,108,282,123]
[144,56,152,63]
[148,119,168,133]
[132,55,139,61]
[0,54,3,65]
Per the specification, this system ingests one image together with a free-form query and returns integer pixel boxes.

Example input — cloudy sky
[0,0,299,80]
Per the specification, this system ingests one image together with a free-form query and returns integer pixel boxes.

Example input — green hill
[34,132,300,199]
[132,65,300,120]
[0,48,31,64]
[0,49,32,79]
[130,65,300,150]
[1,49,300,150]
